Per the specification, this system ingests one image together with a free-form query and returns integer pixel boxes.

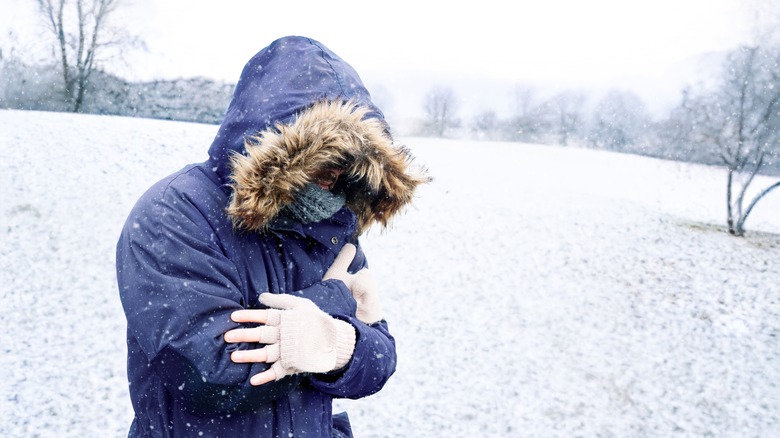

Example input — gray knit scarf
[276,183,346,225]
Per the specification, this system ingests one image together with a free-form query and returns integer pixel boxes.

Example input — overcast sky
[0,0,757,117]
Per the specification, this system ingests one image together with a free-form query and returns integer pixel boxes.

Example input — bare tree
[681,45,780,236]
[510,84,535,119]
[35,0,138,112]
[589,89,650,152]
[650,87,701,162]
[471,110,498,140]
[422,86,458,137]
[537,90,586,146]
[506,84,541,142]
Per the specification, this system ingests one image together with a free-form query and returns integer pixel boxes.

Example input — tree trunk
[726,169,737,235]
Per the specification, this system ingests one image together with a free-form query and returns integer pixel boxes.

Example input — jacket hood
[227,100,430,235]
[208,36,385,183]
[210,36,429,235]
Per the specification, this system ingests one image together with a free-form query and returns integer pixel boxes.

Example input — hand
[224,293,356,386]
[324,244,383,324]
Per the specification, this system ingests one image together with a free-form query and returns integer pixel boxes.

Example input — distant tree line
[419,83,653,155]
[0,56,232,124]
[418,43,780,236]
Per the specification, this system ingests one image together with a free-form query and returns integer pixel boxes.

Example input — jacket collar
[268,207,357,254]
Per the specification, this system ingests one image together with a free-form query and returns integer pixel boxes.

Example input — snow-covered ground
[1,109,778,437]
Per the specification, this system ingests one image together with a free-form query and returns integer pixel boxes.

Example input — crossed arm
[224,244,385,386]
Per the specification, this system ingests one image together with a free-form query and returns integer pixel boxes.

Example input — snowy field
[1,109,779,437]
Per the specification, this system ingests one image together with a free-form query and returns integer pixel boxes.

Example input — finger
[265,343,280,363]
[231,346,270,363]
[224,326,279,344]
[266,308,282,326]
[250,369,277,386]
[324,244,357,278]
[353,268,377,296]
[224,327,256,343]
[231,309,269,324]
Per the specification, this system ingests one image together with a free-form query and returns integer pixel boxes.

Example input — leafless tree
[471,110,498,140]
[538,91,586,146]
[506,84,541,142]
[510,85,535,119]
[422,86,458,137]
[681,45,780,236]
[589,89,650,152]
[650,87,701,162]
[35,0,138,112]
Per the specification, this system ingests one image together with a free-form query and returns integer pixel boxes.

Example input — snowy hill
[1,109,778,437]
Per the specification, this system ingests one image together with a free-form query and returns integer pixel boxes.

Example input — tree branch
[738,179,780,232]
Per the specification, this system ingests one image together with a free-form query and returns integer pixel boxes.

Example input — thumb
[259,292,310,310]
[353,268,376,296]
[324,243,357,279]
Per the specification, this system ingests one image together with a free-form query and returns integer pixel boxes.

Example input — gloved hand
[225,293,356,386]
[323,243,383,324]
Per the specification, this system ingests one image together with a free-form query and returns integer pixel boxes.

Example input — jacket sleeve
[306,243,398,399]
[117,177,300,415]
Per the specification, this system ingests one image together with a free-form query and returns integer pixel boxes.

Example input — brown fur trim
[226,100,431,234]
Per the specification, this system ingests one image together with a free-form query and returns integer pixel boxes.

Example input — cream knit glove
[323,244,383,324]
[257,293,356,380]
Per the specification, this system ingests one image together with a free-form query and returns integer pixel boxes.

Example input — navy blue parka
[116,36,424,438]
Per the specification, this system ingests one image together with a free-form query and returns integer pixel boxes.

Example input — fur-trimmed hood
[207,36,429,235]
[227,100,429,234]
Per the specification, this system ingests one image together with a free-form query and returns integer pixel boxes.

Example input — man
[116,36,429,437]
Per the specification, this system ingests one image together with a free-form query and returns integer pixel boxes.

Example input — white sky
[2,0,751,81]
[0,0,756,117]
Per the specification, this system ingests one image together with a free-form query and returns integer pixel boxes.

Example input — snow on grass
[1,109,778,437]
